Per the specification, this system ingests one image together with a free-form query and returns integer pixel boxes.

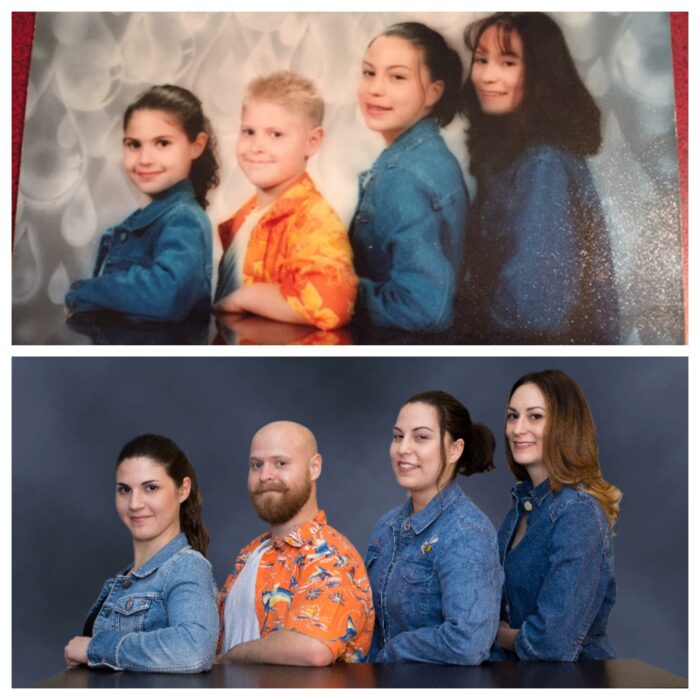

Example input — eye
[250,460,263,470]
[529,412,544,421]
[390,73,407,81]
[415,433,430,441]
[145,484,159,492]
[117,485,130,494]
[473,57,487,65]
[242,128,254,136]
[271,131,283,139]
[506,411,517,421]
[275,460,287,467]
[156,139,171,148]
[362,68,375,77]
[124,140,140,150]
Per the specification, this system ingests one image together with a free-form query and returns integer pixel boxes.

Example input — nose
[258,462,276,482]
[512,416,528,436]
[396,435,412,456]
[366,73,384,96]
[137,145,154,165]
[476,60,496,83]
[129,490,144,511]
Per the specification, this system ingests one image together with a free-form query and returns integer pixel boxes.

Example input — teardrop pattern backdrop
[12,12,684,343]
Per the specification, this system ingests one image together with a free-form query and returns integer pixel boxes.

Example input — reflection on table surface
[12,304,465,346]
[36,659,687,689]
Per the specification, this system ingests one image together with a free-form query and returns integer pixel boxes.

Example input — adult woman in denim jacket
[63,434,219,673]
[365,391,502,664]
[350,23,469,332]
[459,13,620,343]
[493,370,621,661]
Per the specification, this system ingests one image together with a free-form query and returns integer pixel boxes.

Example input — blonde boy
[214,72,356,331]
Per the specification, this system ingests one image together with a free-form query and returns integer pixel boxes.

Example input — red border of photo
[10,11,689,338]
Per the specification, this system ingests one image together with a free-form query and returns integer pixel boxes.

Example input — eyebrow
[116,479,160,487]
[393,426,435,432]
[474,44,520,58]
[507,405,546,412]
[362,60,413,71]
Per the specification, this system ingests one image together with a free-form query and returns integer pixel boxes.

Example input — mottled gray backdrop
[12,12,684,344]
[12,357,687,685]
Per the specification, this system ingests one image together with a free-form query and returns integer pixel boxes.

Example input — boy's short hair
[244,71,324,127]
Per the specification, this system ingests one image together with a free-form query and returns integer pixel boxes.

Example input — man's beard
[250,476,312,526]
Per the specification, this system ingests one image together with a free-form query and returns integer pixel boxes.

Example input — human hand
[64,636,91,667]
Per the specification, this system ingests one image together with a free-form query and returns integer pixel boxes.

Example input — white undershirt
[222,540,271,653]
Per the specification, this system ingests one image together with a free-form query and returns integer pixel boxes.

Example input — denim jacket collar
[129,532,190,578]
[511,478,553,508]
[392,480,462,535]
[121,180,195,233]
[360,118,439,185]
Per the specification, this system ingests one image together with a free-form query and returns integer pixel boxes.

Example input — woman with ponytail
[365,391,503,664]
[493,370,621,661]
[63,434,218,673]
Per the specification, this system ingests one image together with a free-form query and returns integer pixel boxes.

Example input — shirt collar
[120,180,196,232]
[511,478,553,508]
[259,510,328,549]
[392,480,463,535]
[377,117,439,166]
[129,532,190,578]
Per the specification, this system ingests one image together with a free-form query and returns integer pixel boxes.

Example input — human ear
[190,132,208,159]
[426,80,445,109]
[305,126,324,159]
[449,438,465,466]
[309,453,323,482]
[178,476,192,503]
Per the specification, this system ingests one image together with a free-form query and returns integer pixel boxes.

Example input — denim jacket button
[119,231,128,242]
[523,501,533,512]
[104,609,111,618]
[122,580,132,589]
[403,521,411,531]
[126,599,133,611]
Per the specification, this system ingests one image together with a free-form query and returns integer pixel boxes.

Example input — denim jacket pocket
[400,557,435,584]
[111,594,157,633]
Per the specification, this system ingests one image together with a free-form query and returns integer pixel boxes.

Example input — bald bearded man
[216,421,374,666]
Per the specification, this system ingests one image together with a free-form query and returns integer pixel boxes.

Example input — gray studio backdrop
[13,12,684,344]
[12,357,687,686]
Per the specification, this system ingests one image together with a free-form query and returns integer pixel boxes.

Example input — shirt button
[123,580,132,589]
[523,501,533,512]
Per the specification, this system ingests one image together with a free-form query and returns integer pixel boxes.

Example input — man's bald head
[250,421,318,460]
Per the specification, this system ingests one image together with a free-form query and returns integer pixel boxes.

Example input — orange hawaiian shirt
[218,173,357,331]
[217,510,374,662]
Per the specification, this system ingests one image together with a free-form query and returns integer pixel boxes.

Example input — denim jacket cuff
[87,630,126,670]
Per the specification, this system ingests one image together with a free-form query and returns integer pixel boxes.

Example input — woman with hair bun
[63,434,218,673]
[365,391,503,664]
[493,370,621,661]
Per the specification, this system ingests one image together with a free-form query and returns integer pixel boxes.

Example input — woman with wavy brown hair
[492,369,621,661]
[63,434,219,672]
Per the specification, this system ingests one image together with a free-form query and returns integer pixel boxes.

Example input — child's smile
[236,99,322,207]
[122,109,205,201]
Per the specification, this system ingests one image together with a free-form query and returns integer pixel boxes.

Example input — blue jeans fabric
[350,118,469,332]
[365,480,502,664]
[65,180,212,322]
[461,145,620,343]
[492,479,617,661]
[85,533,219,673]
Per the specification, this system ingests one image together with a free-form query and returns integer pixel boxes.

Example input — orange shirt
[218,173,357,331]
[218,510,374,662]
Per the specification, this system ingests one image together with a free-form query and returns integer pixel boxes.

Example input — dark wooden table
[36,659,687,688]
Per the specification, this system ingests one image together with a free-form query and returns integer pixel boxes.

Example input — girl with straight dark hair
[459,13,621,344]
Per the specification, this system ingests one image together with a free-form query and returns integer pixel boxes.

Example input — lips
[365,103,392,117]
[397,461,419,473]
[479,90,507,99]
[512,441,535,450]
[129,515,151,525]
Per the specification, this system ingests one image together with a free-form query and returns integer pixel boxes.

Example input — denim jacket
[84,533,219,673]
[461,145,620,343]
[494,479,617,661]
[365,480,502,664]
[350,118,469,332]
[65,180,212,322]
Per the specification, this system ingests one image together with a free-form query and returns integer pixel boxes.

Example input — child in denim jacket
[63,435,218,673]
[65,85,219,322]
[214,72,356,332]
[350,22,469,332]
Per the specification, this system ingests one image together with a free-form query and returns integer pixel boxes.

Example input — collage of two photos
[10,9,689,690]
